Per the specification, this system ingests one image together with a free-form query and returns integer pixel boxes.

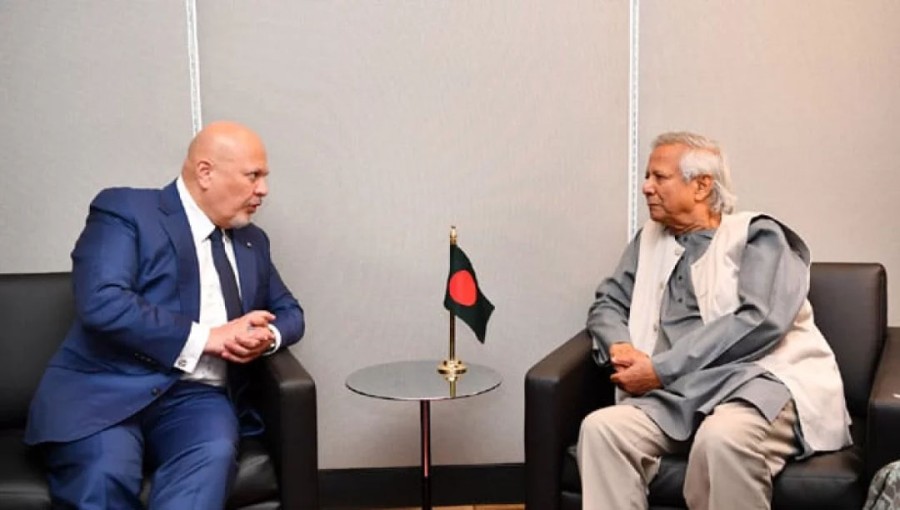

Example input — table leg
[420,400,432,510]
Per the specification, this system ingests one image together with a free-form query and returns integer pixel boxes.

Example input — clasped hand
[608,343,662,396]
[206,310,276,364]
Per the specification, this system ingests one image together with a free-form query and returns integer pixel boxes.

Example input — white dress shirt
[174,177,281,386]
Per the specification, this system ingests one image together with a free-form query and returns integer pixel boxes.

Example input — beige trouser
[577,400,799,510]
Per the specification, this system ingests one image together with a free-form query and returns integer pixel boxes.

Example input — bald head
[184,121,265,173]
[181,121,270,229]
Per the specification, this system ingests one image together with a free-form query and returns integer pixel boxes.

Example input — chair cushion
[770,444,865,510]
[228,437,280,509]
[0,430,50,510]
[0,430,277,510]
[562,424,866,509]
[561,444,581,493]
[646,445,865,509]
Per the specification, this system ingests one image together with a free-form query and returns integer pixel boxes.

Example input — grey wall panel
[0,1,193,272]
[8,0,889,479]
[196,0,629,468]
[639,0,900,323]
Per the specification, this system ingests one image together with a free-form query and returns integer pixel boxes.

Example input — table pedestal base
[420,400,432,510]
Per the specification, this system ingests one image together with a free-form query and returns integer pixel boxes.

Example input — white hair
[652,131,737,214]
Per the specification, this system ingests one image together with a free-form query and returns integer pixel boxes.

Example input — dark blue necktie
[211,229,264,435]
[209,228,242,320]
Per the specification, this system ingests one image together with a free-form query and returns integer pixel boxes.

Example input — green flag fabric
[444,244,494,343]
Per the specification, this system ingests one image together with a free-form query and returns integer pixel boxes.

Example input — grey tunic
[587,217,811,453]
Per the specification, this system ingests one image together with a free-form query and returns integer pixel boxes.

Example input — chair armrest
[256,349,318,510]
[867,326,900,481]
[525,330,614,510]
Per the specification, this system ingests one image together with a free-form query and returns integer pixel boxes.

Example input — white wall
[1,0,898,471]
[0,1,192,270]
[195,0,629,468]
[639,0,900,316]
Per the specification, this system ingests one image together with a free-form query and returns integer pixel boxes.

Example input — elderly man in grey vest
[578,131,851,510]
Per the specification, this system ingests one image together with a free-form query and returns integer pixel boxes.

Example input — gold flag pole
[439,226,467,376]
[442,370,459,398]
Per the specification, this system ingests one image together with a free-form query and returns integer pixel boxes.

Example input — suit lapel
[231,229,258,312]
[159,181,201,322]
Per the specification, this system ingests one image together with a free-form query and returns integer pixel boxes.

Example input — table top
[346,360,502,402]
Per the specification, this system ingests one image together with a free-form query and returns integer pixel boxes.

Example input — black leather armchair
[0,272,319,510]
[525,262,900,510]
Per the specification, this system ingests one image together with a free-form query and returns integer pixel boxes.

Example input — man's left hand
[217,311,277,364]
[610,355,662,396]
[223,326,274,363]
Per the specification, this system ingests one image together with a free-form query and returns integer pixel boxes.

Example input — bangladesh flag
[444,244,495,343]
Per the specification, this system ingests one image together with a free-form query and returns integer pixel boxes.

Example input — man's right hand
[608,342,661,395]
[205,310,276,363]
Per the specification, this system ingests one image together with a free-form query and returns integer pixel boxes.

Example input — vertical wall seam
[627,0,640,240]
[185,0,203,135]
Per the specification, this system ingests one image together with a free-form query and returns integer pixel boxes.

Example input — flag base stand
[437,358,467,376]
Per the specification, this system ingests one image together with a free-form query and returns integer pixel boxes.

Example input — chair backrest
[0,273,73,428]
[808,262,886,418]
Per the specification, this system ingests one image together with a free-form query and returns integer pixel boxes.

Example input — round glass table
[346,360,502,510]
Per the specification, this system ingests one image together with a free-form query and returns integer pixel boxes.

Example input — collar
[176,176,216,244]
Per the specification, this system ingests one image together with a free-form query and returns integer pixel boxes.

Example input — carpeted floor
[390,506,523,510]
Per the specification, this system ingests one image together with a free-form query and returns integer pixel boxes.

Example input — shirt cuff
[175,323,209,373]
[264,323,282,356]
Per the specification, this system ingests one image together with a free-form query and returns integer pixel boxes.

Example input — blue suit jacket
[25,181,304,445]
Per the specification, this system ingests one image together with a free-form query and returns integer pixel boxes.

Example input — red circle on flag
[449,270,477,306]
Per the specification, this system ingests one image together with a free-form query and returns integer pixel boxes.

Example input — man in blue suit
[25,121,305,509]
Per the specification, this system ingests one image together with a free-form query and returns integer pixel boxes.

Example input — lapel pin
[246,241,252,248]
